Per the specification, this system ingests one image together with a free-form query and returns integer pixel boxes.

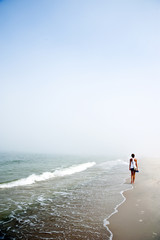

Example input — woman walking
[129,153,138,184]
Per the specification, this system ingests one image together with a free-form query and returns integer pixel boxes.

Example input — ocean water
[0,152,131,240]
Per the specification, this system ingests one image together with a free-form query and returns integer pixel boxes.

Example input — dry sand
[107,158,160,240]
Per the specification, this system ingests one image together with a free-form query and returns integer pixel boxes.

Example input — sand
[107,158,160,240]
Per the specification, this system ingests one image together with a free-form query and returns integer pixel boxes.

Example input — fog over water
[1,0,160,157]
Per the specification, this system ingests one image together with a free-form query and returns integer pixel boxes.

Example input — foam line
[103,179,133,240]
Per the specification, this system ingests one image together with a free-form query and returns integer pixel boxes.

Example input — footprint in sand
[152,232,157,237]
[139,219,143,222]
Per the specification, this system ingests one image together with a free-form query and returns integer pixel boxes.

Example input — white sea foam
[103,180,133,240]
[0,162,96,189]
[99,159,128,169]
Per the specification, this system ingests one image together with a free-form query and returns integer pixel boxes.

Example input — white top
[130,158,136,169]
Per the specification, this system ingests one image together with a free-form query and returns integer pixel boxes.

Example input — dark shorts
[130,168,135,171]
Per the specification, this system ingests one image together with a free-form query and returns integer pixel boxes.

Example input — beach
[1,153,160,240]
[107,158,160,240]
[0,153,130,240]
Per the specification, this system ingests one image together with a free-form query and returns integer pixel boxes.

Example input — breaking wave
[0,162,96,189]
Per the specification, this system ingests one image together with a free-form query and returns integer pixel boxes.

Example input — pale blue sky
[1,0,160,157]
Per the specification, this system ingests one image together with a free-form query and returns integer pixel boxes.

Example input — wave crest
[0,162,96,189]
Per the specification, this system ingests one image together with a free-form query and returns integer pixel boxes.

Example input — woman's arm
[135,159,138,169]
[129,159,131,170]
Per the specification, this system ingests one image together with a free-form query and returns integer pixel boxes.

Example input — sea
[0,152,132,240]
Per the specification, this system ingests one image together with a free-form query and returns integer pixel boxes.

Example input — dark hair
[131,153,135,158]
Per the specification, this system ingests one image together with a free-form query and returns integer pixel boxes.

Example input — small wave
[99,159,128,169]
[0,162,96,189]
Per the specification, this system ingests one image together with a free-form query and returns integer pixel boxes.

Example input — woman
[129,153,138,184]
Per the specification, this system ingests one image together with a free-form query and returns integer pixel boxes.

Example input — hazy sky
[1,0,160,157]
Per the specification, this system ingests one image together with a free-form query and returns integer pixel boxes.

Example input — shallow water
[0,153,131,239]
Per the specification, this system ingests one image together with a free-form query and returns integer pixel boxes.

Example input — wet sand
[107,158,160,240]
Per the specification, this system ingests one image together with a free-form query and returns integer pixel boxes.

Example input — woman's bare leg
[133,172,136,183]
[131,171,134,184]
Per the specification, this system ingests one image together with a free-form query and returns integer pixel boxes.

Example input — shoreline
[105,158,160,240]
[104,178,133,240]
